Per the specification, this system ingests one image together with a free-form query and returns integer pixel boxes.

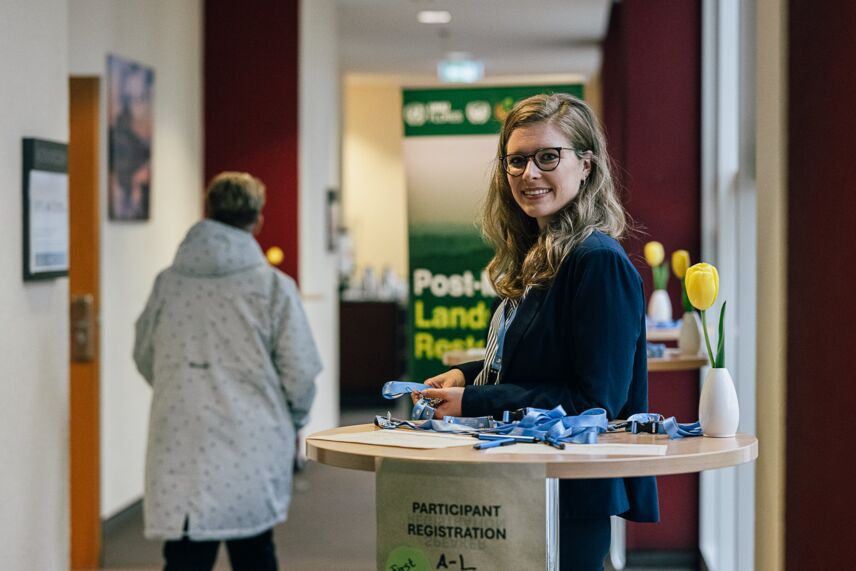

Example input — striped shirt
[474,297,520,386]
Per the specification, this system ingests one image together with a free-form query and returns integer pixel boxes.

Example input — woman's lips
[521,188,552,198]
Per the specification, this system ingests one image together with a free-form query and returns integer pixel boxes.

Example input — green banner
[408,225,495,382]
[402,84,584,137]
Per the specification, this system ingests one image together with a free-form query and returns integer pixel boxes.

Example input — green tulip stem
[700,310,716,368]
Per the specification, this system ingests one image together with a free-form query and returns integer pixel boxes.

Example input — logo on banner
[464,101,491,125]
[404,102,427,127]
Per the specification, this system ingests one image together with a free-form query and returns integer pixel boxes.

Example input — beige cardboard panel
[377,459,547,571]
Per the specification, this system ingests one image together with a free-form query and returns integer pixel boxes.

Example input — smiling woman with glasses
[415,93,659,571]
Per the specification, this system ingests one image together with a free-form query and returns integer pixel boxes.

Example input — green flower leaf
[700,310,715,368]
[653,263,670,291]
[715,301,727,368]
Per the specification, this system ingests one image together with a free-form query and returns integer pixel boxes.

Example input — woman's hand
[411,369,465,403]
[409,369,466,418]
[424,369,466,389]
[419,387,464,419]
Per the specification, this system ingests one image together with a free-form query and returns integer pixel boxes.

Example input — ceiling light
[418,10,452,24]
[438,59,483,83]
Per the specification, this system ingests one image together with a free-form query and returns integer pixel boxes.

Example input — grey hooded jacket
[134,219,322,540]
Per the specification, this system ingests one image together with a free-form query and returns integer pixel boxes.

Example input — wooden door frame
[69,76,101,569]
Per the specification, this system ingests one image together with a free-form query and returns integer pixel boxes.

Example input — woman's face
[505,121,590,230]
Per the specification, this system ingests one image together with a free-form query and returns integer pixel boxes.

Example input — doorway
[69,76,101,569]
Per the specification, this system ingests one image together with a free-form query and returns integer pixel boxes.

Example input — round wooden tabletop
[646,327,680,342]
[648,348,709,372]
[307,424,757,479]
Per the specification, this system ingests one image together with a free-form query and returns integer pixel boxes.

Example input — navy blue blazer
[455,232,659,522]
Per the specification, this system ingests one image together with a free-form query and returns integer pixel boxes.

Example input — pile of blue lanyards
[379,380,702,445]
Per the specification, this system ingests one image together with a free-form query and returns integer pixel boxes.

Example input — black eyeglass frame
[499,146,580,177]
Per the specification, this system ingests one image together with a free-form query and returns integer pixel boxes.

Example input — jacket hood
[172,219,267,277]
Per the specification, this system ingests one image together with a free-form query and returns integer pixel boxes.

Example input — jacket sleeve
[452,360,485,384]
[272,274,322,429]
[133,273,165,385]
[461,247,644,419]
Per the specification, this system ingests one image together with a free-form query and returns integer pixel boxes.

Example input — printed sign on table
[377,459,547,571]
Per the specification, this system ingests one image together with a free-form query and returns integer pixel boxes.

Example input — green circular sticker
[384,545,431,571]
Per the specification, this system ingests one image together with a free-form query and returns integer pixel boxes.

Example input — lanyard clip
[502,407,530,422]
[627,419,661,434]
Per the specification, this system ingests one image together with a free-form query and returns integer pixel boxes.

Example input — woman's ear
[580,151,593,178]
[251,213,265,236]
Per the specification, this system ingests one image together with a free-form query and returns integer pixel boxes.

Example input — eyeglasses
[500,147,577,177]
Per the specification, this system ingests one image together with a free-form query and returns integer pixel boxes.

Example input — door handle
[70,294,95,363]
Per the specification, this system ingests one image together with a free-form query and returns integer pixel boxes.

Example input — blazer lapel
[498,287,546,381]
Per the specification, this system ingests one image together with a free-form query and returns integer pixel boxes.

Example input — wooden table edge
[306,425,758,479]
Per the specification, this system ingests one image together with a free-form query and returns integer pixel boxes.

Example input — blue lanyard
[379,382,703,440]
[381,380,437,420]
[376,404,608,446]
[491,301,517,372]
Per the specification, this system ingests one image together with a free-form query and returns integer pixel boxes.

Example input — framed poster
[107,53,154,220]
[22,138,69,280]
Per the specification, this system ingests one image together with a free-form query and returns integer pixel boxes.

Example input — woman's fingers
[419,388,445,400]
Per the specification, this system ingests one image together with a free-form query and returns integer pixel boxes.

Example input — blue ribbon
[491,406,608,445]
[381,380,436,420]
[378,383,702,442]
[381,380,429,399]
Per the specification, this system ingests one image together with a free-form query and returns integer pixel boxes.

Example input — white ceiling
[335,0,612,83]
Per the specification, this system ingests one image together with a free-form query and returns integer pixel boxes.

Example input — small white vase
[647,290,672,324]
[678,311,703,355]
[699,368,740,437]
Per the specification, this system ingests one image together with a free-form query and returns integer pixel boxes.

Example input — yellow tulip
[644,241,665,267]
[672,249,690,278]
[685,263,719,310]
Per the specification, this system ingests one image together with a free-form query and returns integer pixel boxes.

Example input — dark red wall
[602,0,702,553]
[204,0,300,281]
[787,2,856,568]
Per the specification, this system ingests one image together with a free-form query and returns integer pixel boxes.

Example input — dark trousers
[560,517,612,571]
[163,528,278,571]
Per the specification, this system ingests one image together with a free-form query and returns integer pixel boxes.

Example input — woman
[134,172,322,570]
[418,94,659,570]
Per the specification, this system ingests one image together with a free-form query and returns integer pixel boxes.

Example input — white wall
[300,0,341,435]
[342,78,409,279]
[68,0,203,517]
[0,1,70,568]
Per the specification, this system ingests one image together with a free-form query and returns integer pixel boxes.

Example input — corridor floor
[99,405,692,571]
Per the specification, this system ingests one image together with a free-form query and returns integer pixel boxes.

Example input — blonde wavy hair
[483,93,628,299]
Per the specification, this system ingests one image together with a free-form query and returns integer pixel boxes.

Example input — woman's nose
[522,159,542,179]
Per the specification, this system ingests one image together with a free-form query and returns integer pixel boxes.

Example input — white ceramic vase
[698,368,740,437]
[647,289,672,324]
[678,311,703,355]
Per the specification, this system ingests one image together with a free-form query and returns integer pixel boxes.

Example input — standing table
[307,424,757,570]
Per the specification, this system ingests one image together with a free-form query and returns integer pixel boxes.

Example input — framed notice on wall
[22,138,69,281]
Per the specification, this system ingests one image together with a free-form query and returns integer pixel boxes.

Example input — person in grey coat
[134,171,322,570]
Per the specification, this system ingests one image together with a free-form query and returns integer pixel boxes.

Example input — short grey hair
[205,171,266,230]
